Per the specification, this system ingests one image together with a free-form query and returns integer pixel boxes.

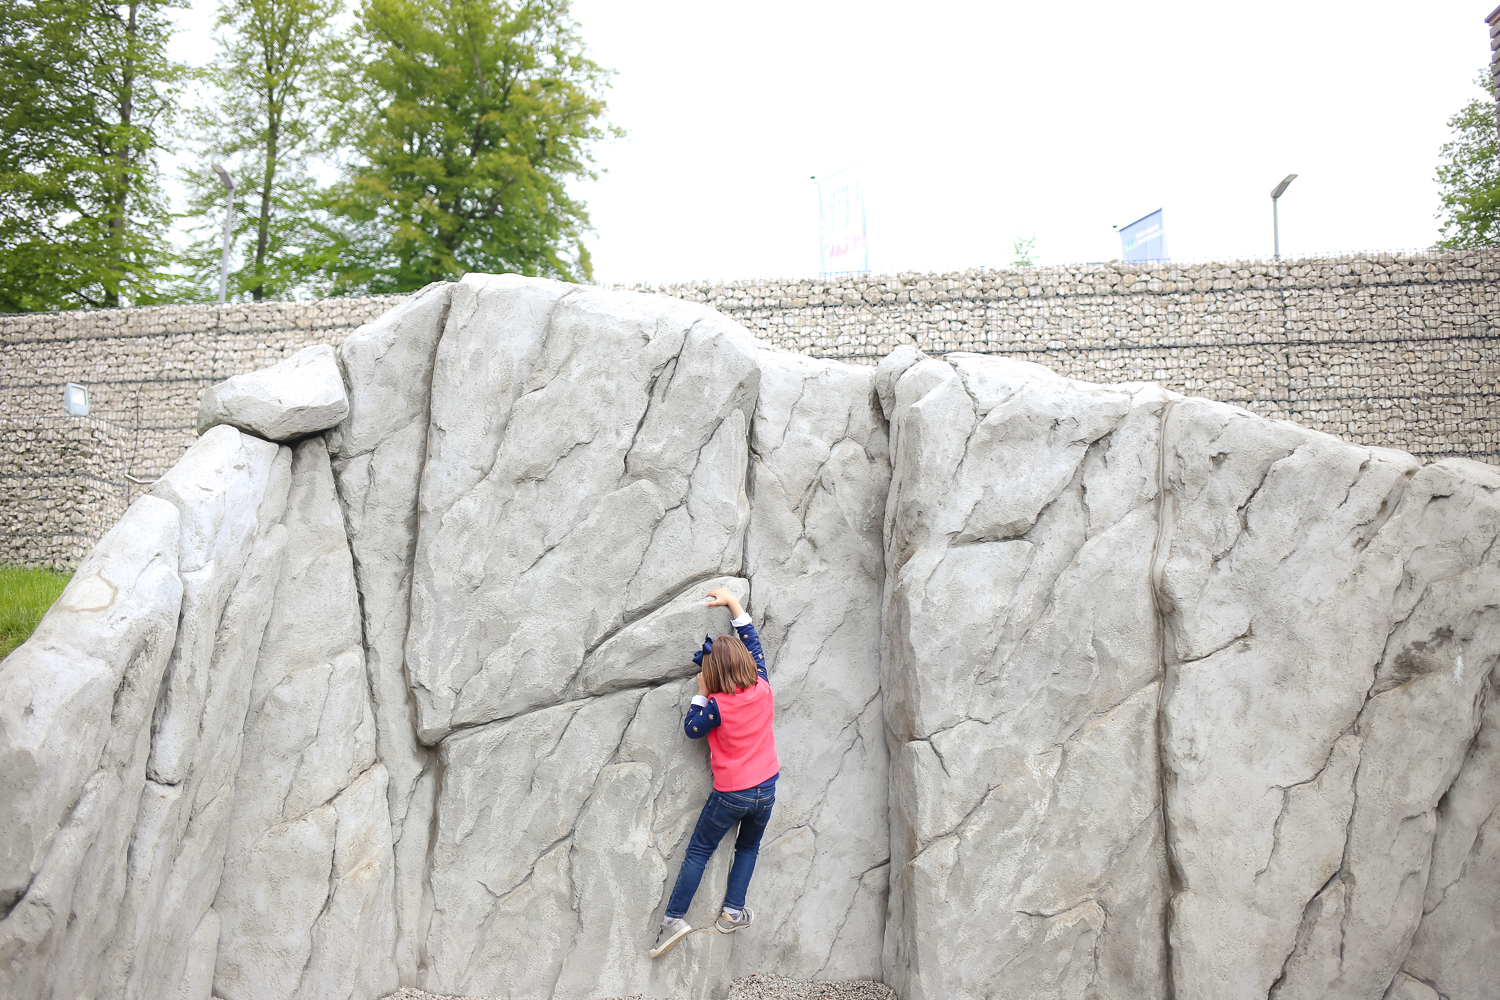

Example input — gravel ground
[384,974,897,1000]
[726,974,896,1000]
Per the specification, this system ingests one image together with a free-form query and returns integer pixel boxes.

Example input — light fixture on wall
[63,382,89,416]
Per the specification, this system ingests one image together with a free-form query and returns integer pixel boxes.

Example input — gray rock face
[328,281,453,983]
[0,496,182,1000]
[1153,407,1492,1000]
[736,350,890,982]
[1402,616,1500,1000]
[213,436,396,1000]
[3,278,1498,1000]
[198,344,350,441]
[100,426,285,1000]
[879,352,1500,1000]
[880,357,1171,1000]
[406,274,760,741]
[410,275,762,999]
[0,424,286,1000]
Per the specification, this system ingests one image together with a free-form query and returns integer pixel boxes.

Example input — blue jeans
[664,780,776,919]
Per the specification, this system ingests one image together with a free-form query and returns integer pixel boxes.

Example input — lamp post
[1271,174,1297,262]
[212,164,235,303]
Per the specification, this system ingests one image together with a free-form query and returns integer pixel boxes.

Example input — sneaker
[649,917,692,958]
[715,905,754,933]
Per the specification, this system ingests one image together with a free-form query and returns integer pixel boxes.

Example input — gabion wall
[2,297,404,569]
[3,250,1496,569]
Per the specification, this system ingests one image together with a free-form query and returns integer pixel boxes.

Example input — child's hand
[705,587,745,620]
[696,671,708,697]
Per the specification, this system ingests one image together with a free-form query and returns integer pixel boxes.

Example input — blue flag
[1120,209,1167,263]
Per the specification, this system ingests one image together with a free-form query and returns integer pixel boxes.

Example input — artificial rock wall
[4,250,1497,569]
[1,275,1497,1000]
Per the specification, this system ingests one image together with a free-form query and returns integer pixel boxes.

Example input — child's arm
[706,587,767,682]
[684,670,720,738]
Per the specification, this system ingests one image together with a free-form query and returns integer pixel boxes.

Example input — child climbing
[649,586,779,959]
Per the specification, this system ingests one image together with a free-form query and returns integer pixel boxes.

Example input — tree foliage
[1435,73,1500,248]
[0,0,184,311]
[0,0,616,310]
[324,0,618,293]
[174,0,346,301]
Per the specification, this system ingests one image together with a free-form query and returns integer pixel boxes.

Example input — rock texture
[197,344,349,441]
[879,355,1171,1000]
[410,275,763,1000]
[736,349,890,982]
[0,495,182,1000]
[3,276,1498,1000]
[877,352,1500,1000]
[327,281,454,984]
[97,426,284,1000]
[212,436,397,1000]
[0,424,286,1000]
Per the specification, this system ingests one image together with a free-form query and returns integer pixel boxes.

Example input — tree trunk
[105,1,139,308]
[254,98,279,302]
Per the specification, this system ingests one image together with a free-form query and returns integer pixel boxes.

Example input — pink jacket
[705,677,779,791]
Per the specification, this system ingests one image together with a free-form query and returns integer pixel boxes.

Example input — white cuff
[730,612,752,628]
[691,694,710,708]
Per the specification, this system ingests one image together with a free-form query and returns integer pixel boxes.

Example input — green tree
[1010,236,1037,267]
[174,0,346,301]
[0,0,184,311]
[1435,73,1500,248]
[325,0,618,293]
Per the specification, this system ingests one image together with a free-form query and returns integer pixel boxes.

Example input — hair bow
[692,635,714,667]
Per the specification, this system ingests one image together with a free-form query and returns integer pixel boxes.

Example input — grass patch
[1,566,72,661]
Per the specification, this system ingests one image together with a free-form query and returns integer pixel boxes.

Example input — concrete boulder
[197,344,349,441]
[212,436,396,1000]
[2,278,1497,1000]
[0,496,182,1000]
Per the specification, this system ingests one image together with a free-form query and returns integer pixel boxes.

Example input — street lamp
[212,163,235,303]
[1271,174,1297,262]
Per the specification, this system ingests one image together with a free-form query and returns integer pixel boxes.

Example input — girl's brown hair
[701,634,759,695]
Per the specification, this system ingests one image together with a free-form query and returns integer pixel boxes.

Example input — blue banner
[1119,209,1167,262]
[817,167,869,274]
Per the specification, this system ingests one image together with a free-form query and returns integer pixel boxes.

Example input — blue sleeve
[684,698,721,739]
[736,621,768,682]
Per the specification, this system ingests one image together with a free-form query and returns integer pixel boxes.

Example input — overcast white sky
[170,1,1496,283]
